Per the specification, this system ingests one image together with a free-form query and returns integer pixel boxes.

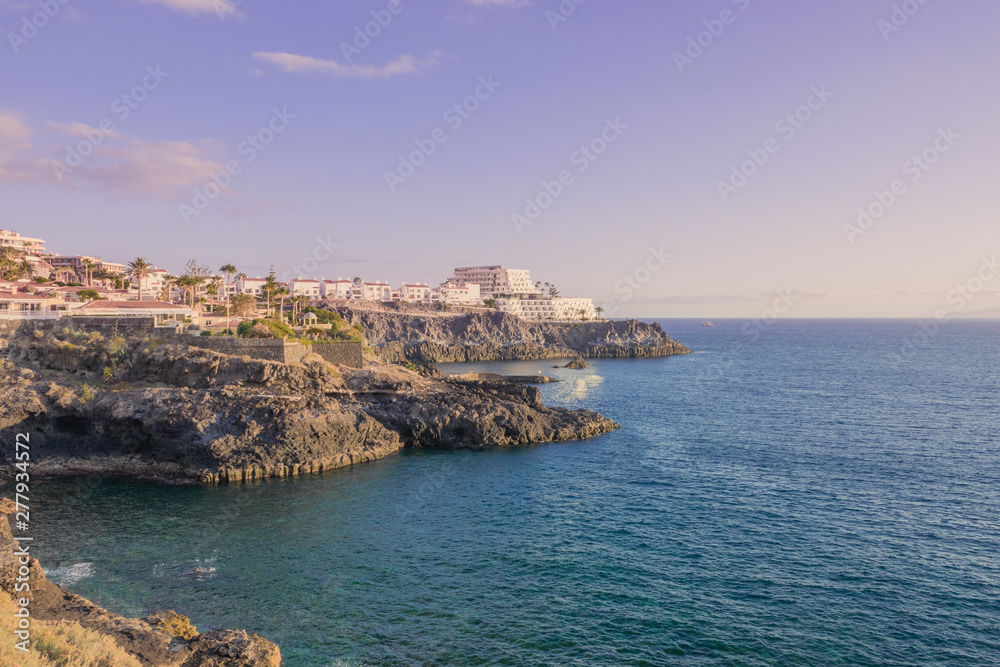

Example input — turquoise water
[31,320,1000,666]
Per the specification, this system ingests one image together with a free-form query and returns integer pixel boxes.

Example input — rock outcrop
[332,308,691,363]
[0,330,618,484]
[0,501,281,666]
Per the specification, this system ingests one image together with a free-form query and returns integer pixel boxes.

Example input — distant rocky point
[333,307,691,363]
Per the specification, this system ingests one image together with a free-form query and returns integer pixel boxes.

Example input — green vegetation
[80,383,97,403]
[199,330,212,336]
[237,318,296,339]
[484,299,498,309]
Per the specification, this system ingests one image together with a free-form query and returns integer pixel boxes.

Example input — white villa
[288,278,321,298]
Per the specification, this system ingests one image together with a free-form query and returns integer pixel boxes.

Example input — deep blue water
[28,320,1000,666]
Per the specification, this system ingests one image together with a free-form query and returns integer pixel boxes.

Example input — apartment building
[451,266,534,298]
[495,295,597,322]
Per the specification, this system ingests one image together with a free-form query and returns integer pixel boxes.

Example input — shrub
[199,330,212,336]
[236,321,253,338]
[0,590,142,667]
[80,383,97,403]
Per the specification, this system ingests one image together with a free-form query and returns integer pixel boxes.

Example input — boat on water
[702,321,714,327]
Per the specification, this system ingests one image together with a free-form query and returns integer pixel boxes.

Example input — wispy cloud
[45,121,122,140]
[135,0,243,18]
[0,110,225,197]
[252,51,442,79]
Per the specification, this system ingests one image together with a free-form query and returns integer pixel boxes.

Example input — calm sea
[30,320,1000,666]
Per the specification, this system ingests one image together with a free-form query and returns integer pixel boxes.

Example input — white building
[0,229,49,275]
[131,267,172,300]
[437,280,482,305]
[398,283,431,302]
[452,266,534,299]
[236,277,268,296]
[362,281,392,301]
[288,278,321,298]
[495,295,597,322]
[321,279,353,299]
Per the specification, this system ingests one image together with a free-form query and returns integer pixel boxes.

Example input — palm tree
[595,306,604,321]
[220,263,237,324]
[274,286,290,322]
[128,257,152,302]
[81,258,95,287]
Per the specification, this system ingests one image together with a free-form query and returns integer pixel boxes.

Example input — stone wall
[182,336,308,364]
[311,341,363,369]
[0,317,159,338]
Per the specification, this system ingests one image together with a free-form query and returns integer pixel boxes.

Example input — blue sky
[2,0,999,317]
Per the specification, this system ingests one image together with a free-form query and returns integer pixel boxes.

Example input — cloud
[252,51,442,79]
[0,111,225,197]
[135,0,243,18]
[464,0,529,6]
[46,121,122,140]
[74,139,226,196]
[0,111,32,143]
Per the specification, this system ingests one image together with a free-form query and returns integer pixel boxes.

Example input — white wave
[45,563,94,586]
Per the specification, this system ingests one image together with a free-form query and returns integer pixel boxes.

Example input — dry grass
[0,591,141,667]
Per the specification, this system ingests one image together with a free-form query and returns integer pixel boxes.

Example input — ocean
[31,319,1000,666]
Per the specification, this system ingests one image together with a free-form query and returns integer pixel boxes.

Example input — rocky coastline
[333,308,691,363]
[0,328,618,485]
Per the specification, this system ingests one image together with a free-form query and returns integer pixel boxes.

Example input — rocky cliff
[0,329,618,483]
[333,307,691,363]
[0,499,281,666]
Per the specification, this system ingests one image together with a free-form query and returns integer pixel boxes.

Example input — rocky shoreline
[333,308,692,363]
[0,328,619,484]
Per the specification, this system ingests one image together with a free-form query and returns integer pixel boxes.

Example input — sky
[2,0,999,318]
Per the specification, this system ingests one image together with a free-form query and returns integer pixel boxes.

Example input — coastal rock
[562,357,589,369]
[183,629,283,667]
[332,308,691,364]
[0,330,618,484]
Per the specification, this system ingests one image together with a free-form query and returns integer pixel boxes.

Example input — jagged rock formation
[333,308,691,363]
[0,501,281,666]
[0,330,618,483]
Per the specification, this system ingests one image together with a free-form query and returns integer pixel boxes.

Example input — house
[437,280,482,305]
[70,300,196,325]
[0,287,67,319]
[362,281,392,301]
[289,278,321,298]
[320,278,353,300]
[398,283,431,302]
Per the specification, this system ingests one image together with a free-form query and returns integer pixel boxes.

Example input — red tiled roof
[78,300,189,310]
[0,291,54,300]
